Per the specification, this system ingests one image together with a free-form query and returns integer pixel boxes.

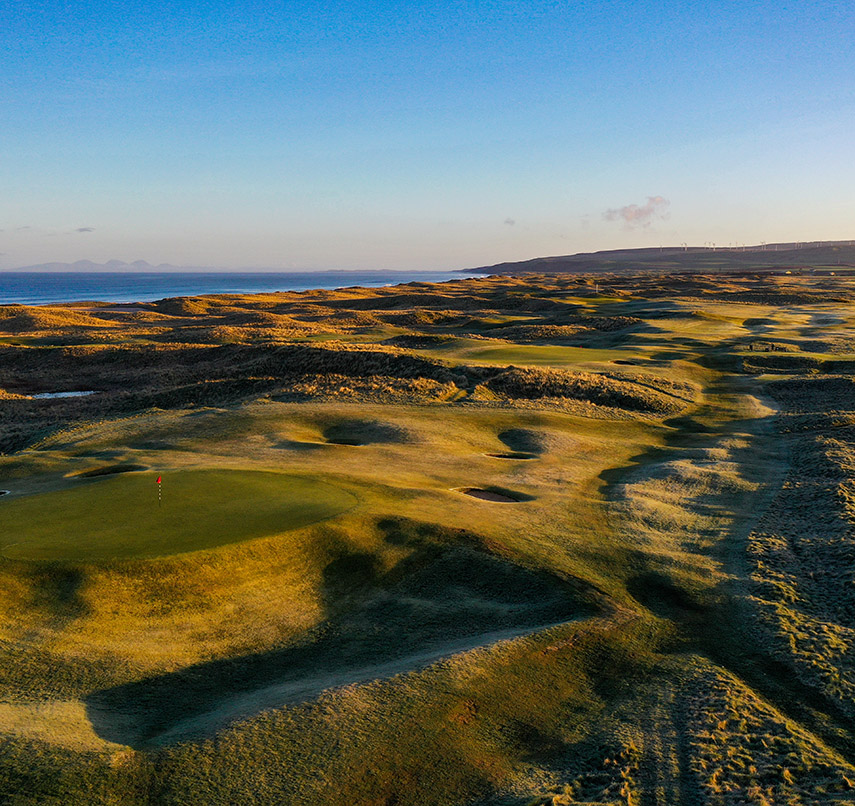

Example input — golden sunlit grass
[3,272,855,803]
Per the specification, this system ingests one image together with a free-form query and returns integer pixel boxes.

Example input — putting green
[0,470,357,561]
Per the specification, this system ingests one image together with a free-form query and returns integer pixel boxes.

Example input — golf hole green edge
[0,469,359,562]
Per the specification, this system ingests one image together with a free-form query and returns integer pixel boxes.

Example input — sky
[2,1,854,270]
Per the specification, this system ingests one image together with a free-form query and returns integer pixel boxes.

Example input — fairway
[0,470,357,561]
[427,342,642,368]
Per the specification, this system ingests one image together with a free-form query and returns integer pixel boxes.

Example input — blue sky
[2,1,853,269]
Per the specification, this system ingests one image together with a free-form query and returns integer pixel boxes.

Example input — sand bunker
[457,487,530,503]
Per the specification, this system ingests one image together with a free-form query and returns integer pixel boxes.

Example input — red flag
[156,476,162,484]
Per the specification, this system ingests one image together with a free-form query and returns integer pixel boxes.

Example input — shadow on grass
[498,429,546,454]
[27,564,88,622]
[85,533,592,749]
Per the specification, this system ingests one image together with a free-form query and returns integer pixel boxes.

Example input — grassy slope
[470,242,855,274]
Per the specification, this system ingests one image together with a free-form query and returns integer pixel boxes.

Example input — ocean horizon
[0,270,476,306]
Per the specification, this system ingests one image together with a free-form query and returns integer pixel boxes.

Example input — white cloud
[603,196,670,229]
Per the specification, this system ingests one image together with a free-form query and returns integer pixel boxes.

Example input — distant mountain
[465,240,855,275]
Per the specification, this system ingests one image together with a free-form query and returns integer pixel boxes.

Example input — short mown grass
[0,469,357,560]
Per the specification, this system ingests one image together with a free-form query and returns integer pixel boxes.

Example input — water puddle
[30,391,97,399]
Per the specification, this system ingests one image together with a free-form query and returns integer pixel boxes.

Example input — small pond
[30,391,97,399]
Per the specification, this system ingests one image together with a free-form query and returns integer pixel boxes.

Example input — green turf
[0,469,357,561]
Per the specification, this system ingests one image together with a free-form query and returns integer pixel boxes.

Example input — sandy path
[94,619,575,748]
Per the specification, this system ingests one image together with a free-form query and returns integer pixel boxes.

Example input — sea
[0,270,476,306]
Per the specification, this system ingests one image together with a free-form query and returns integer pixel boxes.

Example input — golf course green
[0,469,357,561]
[7,272,855,805]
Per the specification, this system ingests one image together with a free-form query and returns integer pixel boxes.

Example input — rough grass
[684,663,855,805]
[746,382,855,725]
[482,366,685,414]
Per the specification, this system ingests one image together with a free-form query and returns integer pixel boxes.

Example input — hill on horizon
[467,239,855,275]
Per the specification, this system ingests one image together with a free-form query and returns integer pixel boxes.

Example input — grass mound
[76,464,147,478]
[148,298,215,317]
[485,324,588,343]
[0,470,356,561]
[497,428,552,453]
[383,333,455,348]
[490,317,643,343]
[0,306,114,333]
[322,419,418,445]
[742,353,822,373]
[483,367,683,413]
[278,374,458,403]
[573,315,644,331]
[456,486,534,503]
[86,534,584,746]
